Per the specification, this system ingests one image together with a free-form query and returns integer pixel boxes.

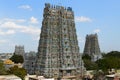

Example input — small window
[66,56,70,58]
[65,42,67,44]
[68,64,70,67]
[64,28,66,31]
[66,48,68,51]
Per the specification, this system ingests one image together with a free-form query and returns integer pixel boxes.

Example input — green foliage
[96,57,120,70]
[0,60,8,75]
[96,51,120,71]
[101,52,106,57]
[82,51,120,71]
[82,54,91,60]
[82,54,98,70]
[10,54,24,63]
[84,59,98,70]
[104,51,120,58]
[96,58,108,71]
[8,65,27,80]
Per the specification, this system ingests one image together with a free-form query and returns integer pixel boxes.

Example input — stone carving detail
[36,3,85,78]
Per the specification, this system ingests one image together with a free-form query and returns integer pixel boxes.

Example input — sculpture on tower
[35,3,85,79]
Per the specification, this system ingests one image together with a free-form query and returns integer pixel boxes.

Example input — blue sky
[0,0,120,53]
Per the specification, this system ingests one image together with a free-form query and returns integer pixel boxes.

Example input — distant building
[4,59,14,70]
[14,45,25,56]
[0,53,13,61]
[24,51,36,75]
[4,59,23,70]
[35,3,85,79]
[83,33,102,61]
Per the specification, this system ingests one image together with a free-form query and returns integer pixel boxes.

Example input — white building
[0,53,13,61]
[0,75,21,80]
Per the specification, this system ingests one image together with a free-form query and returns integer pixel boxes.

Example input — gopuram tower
[83,34,102,61]
[36,3,85,79]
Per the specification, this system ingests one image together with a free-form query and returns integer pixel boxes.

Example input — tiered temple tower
[36,3,85,79]
[83,34,101,61]
[24,51,36,75]
[14,45,25,56]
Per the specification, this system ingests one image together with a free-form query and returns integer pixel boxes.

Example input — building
[14,45,25,56]
[0,75,21,80]
[0,53,13,61]
[4,59,23,70]
[83,34,101,61]
[35,3,85,79]
[24,51,36,75]
[25,75,54,80]
[4,59,14,70]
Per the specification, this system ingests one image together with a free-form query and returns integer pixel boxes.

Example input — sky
[0,0,120,53]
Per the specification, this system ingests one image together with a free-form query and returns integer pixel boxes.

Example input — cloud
[30,17,38,24]
[93,29,100,33]
[77,37,84,43]
[21,26,40,35]
[1,22,40,35]
[33,36,40,41]
[75,16,92,22]
[0,18,40,41]
[0,21,40,36]
[0,29,15,35]
[0,40,7,43]
[18,5,32,11]
[6,30,15,34]
[1,21,21,29]
[3,18,26,23]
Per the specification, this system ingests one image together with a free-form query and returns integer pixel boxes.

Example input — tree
[10,54,24,63]
[82,54,91,60]
[104,51,120,58]
[0,60,8,75]
[9,65,27,80]
[82,54,98,70]
[84,59,98,70]
[96,58,108,71]
[96,51,120,72]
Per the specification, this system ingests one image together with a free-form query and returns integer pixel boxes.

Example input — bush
[10,54,24,63]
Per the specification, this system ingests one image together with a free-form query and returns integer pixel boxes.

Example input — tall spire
[35,3,85,79]
[83,33,102,61]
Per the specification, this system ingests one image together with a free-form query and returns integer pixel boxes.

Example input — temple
[83,34,102,61]
[35,3,85,79]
